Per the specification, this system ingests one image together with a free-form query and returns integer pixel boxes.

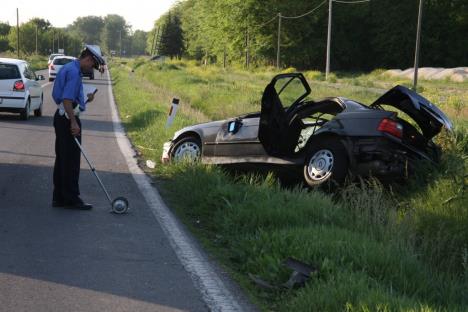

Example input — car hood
[173,120,225,139]
[370,85,452,139]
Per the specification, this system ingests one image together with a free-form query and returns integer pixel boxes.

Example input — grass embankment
[0,52,48,71]
[110,58,467,311]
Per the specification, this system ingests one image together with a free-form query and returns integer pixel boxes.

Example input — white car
[47,53,64,65]
[0,58,45,120]
[48,56,76,81]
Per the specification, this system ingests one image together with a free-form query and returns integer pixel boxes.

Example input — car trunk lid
[370,85,452,139]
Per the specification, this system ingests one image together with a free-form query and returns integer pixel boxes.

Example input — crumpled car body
[162,73,452,187]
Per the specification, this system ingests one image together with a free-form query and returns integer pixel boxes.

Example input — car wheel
[49,78,54,82]
[34,95,43,117]
[303,139,348,188]
[20,98,31,120]
[170,136,202,163]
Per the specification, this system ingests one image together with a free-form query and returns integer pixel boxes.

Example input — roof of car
[0,58,27,65]
[53,56,76,60]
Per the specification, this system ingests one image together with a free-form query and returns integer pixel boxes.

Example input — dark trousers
[53,110,82,204]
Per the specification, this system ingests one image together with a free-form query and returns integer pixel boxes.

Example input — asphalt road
[0,69,210,311]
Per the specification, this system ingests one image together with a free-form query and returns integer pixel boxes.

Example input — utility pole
[150,28,157,56]
[246,27,250,69]
[16,8,20,58]
[413,0,423,91]
[224,45,227,69]
[277,13,282,69]
[154,26,162,54]
[119,30,122,57]
[35,24,38,55]
[325,0,332,80]
[245,27,250,69]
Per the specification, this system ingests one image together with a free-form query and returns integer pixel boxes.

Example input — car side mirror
[36,75,45,81]
[228,120,243,134]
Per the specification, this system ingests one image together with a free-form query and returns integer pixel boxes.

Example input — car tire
[170,136,202,163]
[34,95,43,117]
[20,98,31,121]
[303,138,348,188]
[49,78,54,82]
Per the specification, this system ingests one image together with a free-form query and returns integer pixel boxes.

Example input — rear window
[53,58,73,65]
[49,54,63,61]
[0,64,21,80]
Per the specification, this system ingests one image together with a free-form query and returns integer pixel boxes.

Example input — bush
[281,67,297,74]
[305,70,324,81]
[327,72,338,83]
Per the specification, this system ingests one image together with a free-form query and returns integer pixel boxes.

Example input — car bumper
[0,95,26,110]
[161,141,172,163]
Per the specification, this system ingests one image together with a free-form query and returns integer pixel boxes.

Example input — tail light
[378,118,403,139]
[49,64,55,70]
[13,80,25,91]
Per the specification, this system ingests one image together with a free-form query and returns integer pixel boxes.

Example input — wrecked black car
[162,73,452,187]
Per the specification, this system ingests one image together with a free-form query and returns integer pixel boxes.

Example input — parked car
[162,73,452,187]
[0,58,45,120]
[48,56,76,82]
[47,53,64,65]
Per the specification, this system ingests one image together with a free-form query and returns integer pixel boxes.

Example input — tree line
[150,0,467,71]
[0,15,148,57]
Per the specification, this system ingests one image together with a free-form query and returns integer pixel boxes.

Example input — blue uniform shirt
[52,59,86,111]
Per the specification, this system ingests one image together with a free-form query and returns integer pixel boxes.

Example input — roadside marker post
[165,98,180,128]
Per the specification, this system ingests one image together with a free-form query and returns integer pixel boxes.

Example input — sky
[0,0,178,31]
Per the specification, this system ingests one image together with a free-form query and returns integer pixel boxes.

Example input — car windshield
[54,58,73,65]
[0,64,21,80]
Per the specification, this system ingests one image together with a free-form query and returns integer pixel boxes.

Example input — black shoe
[52,201,65,207]
[65,202,93,210]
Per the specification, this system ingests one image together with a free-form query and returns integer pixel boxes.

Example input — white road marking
[41,82,53,88]
[105,70,244,312]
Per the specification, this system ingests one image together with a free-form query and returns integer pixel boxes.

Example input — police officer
[52,46,105,210]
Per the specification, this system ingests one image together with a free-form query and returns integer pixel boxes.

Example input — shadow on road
[0,162,206,311]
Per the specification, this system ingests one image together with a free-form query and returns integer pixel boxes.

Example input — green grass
[0,52,48,71]
[110,58,467,311]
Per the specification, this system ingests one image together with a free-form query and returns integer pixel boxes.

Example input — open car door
[258,73,311,156]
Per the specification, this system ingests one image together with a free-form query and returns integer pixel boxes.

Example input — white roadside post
[165,98,180,128]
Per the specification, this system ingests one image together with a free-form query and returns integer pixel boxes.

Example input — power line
[282,0,328,19]
[254,15,277,29]
[254,0,329,28]
[249,0,370,70]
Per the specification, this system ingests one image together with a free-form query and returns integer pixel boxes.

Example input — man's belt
[58,102,81,118]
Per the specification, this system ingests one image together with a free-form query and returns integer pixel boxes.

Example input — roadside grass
[0,52,48,71]
[110,58,467,311]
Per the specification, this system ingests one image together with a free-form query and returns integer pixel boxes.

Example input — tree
[101,14,129,55]
[0,22,10,52]
[157,12,184,58]
[131,30,148,55]
[70,16,104,44]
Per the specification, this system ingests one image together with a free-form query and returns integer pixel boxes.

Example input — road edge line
[105,69,244,312]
